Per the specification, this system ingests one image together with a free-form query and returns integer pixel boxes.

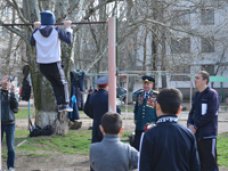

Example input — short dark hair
[156,88,183,115]
[98,84,108,89]
[101,112,122,134]
[198,70,210,84]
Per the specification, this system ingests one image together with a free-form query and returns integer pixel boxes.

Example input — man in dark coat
[84,76,109,143]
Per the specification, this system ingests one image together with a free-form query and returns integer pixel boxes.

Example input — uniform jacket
[84,89,109,142]
[90,135,139,171]
[1,89,18,124]
[31,26,73,64]
[187,87,219,140]
[134,89,157,131]
[139,115,200,171]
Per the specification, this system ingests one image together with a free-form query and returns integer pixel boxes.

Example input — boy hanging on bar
[31,10,73,112]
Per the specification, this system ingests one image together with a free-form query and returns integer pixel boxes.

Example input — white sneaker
[8,167,15,171]
[58,105,73,112]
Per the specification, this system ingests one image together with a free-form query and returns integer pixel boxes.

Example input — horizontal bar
[0,21,107,26]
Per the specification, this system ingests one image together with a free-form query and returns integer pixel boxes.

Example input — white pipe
[108,17,117,113]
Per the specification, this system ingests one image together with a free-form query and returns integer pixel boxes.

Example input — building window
[201,37,214,53]
[171,37,191,53]
[171,65,191,81]
[201,8,214,25]
[171,9,190,26]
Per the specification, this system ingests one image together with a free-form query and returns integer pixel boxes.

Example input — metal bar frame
[0,21,107,27]
[0,19,108,171]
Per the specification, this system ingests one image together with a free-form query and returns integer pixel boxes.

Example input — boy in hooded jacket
[31,10,73,112]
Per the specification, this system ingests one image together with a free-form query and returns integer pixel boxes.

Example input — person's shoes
[69,120,82,130]
[8,167,15,171]
[63,106,73,112]
[57,105,65,112]
[58,105,73,112]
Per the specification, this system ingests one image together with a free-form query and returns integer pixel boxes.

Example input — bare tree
[1,0,228,129]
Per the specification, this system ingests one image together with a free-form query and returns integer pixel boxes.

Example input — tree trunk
[22,0,70,135]
[143,29,148,71]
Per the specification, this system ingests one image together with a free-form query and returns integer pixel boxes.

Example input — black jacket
[84,89,109,143]
[1,89,18,124]
[187,87,219,140]
[84,89,120,143]
[139,115,200,171]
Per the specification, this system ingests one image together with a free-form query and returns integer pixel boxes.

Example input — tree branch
[86,47,107,73]
[6,0,30,24]
[0,20,27,42]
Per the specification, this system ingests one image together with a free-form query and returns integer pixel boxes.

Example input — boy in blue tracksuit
[31,10,73,112]
[139,88,200,171]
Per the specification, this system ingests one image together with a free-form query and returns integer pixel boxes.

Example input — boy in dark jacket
[1,75,18,171]
[188,70,219,171]
[139,88,200,171]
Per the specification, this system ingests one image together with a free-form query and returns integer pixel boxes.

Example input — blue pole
[28,99,31,131]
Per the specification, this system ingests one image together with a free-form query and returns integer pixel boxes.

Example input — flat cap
[96,76,108,85]
[142,75,155,83]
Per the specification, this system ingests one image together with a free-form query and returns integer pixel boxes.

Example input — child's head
[156,88,183,116]
[100,112,122,135]
[40,10,56,25]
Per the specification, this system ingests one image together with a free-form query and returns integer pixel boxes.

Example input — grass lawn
[15,107,31,119]
[14,129,91,156]
[8,108,228,168]
[217,132,228,167]
[1,128,227,168]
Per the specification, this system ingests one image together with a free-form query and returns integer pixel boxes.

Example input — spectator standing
[139,88,200,171]
[84,76,109,143]
[133,75,158,150]
[1,75,19,171]
[187,70,219,171]
[90,112,138,171]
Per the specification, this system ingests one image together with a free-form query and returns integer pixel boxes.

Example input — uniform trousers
[133,130,144,151]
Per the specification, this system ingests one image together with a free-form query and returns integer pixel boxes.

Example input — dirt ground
[4,111,228,171]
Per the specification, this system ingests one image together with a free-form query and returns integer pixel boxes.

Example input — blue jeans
[1,123,15,169]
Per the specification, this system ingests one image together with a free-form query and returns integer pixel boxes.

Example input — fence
[83,71,228,113]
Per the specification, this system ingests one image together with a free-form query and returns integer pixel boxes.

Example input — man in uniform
[84,76,109,143]
[133,75,158,150]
